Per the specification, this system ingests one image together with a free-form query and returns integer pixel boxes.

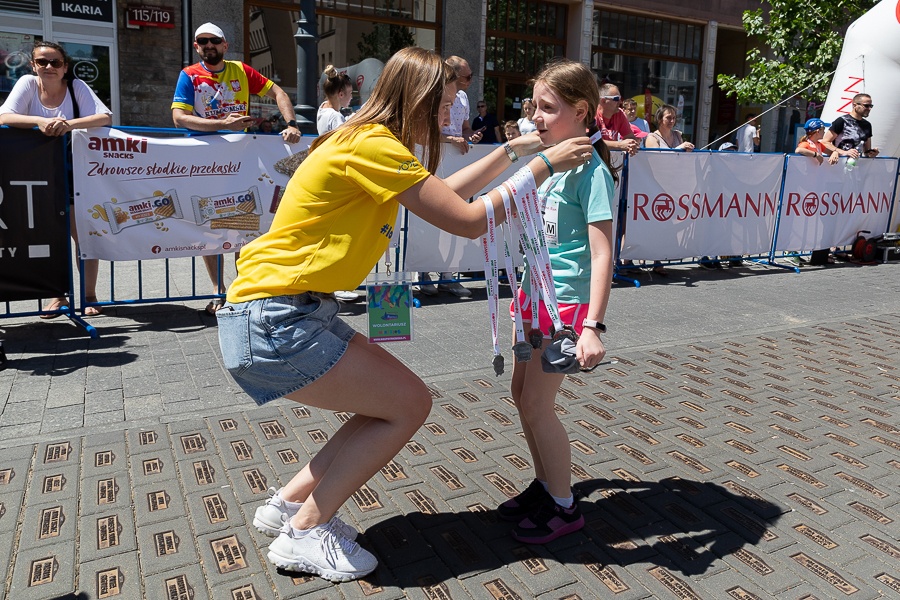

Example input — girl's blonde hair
[311,47,455,173]
[530,59,618,183]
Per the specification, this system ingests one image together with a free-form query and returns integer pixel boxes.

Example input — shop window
[0,0,40,14]
[591,8,701,140]
[0,31,37,102]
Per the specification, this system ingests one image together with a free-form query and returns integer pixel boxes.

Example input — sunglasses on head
[196,36,223,45]
[33,58,64,68]
[601,95,621,101]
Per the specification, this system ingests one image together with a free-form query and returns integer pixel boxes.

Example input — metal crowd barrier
[2,125,898,337]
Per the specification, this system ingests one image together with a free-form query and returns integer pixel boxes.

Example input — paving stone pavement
[1,258,900,599]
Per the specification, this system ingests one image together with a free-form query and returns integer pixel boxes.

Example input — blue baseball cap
[804,118,830,132]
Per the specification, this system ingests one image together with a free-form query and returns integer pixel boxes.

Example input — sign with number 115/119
[127,5,175,29]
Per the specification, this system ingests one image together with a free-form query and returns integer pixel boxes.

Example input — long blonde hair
[310,47,455,173]
[530,59,618,184]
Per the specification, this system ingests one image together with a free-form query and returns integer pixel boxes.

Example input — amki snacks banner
[71,128,312,261]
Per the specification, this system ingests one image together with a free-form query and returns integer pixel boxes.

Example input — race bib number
[543,200,559,247]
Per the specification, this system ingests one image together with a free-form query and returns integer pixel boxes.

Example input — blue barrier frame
[8,127,899,339]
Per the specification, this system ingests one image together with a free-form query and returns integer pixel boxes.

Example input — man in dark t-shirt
[472,100,501,144]
[821,93,879,163]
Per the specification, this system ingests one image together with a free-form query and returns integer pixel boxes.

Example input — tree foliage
[717,0,878,104]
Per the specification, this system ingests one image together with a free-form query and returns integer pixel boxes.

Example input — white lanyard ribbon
[480,166,568,372]
[497,186,525,345]
[480,196,501,365]
[509,168,564,333]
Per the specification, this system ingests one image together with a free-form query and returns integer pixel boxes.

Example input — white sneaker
[253,487,358,540]
[267,521,377,582]
[438,281,472,298]
[415,273,438,296]
[333,290,360,302]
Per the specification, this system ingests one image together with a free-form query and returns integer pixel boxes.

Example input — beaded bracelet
[536,152,554,176]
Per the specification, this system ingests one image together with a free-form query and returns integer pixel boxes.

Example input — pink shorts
[509,288,589,338]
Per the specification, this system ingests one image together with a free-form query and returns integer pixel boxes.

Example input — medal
[528,328,544,349]
[552,325,579,343]
[513,340,533,362]
[492,353,505,376]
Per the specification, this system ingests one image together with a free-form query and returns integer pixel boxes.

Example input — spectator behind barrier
[170,22,301,315]
[317,65,361,303]
[0,40,113,318]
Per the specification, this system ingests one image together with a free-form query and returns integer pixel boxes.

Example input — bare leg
[278,414,370,503]
[202,254,226,294]
[69,213,100,313]
[282,334,432,530]
[511,335,570,499]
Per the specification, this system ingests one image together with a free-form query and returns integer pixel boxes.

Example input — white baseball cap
[194,23,226,41]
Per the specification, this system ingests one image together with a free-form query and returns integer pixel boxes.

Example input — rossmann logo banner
[623,152,784,260]
[775,155,899,251]
[71,128,311,260]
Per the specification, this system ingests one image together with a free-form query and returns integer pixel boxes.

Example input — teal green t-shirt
[522,147,614,304]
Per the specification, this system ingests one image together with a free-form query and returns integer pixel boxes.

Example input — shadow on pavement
[277,477,785,587]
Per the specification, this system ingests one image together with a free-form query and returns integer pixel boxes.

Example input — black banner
[0,128,70,302]
[51,0,114,23]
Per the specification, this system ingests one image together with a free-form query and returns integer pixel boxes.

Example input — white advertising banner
[622,151,784,260]
[403,146,623,272]
[404,144,520,272]
[72,128,309,261]
[775,155,898,251]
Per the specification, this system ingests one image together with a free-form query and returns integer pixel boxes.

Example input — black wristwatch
[582,319,606,333]
[287,120,298,128]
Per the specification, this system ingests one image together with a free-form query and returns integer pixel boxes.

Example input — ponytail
[587,123,619,185]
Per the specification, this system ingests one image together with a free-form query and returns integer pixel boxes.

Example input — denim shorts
[217,293,356,405]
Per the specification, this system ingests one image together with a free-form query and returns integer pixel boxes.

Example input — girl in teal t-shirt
[501,60,617,543]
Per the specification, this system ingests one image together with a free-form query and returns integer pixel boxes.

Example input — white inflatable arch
[822,0,900,159]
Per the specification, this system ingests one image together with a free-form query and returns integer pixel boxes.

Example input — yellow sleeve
[345,128,431,204]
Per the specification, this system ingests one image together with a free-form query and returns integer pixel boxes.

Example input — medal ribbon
[480,195,501,360]
[497,186,526,346]
[509,168,564,333]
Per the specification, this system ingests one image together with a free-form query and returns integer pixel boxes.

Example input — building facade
[0,0,762,148]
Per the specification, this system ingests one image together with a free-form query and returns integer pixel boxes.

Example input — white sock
[551,493,574,509]
[276,490,302,510]
[290,524,313,537]
[281,498,302,510]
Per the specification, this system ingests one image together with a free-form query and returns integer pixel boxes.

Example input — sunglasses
[856,103,873,108]
[33,58,64,68]
[477,104,486,108]
[196,37,223,45]
[601,95,621,101]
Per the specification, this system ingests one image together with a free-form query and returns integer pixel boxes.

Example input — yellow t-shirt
[227,124,431,302]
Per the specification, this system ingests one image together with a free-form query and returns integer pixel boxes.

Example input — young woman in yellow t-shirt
[217,46,592,582]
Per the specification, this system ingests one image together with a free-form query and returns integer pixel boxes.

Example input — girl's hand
[540,136,594,172]
[575,327,606,370]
